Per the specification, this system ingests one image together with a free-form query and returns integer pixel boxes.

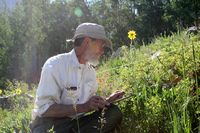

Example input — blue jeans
[31,104,122,133]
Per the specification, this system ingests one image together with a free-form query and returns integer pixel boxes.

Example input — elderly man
[31,23,125,133]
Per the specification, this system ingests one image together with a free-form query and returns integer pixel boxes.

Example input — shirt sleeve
[34,65,62,117]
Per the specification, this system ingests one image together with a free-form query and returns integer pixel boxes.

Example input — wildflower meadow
[0,30,200,133]
[96,31,200,133]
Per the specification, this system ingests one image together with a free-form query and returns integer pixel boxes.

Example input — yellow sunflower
[16,88,22,95]
[122,46,125,50]
[128,30,136,40]
[0,89,2,94]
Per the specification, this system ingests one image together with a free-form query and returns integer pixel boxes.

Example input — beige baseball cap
[66,23,112,49]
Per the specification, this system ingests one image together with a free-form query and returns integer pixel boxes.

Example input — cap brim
[66,34,112,49]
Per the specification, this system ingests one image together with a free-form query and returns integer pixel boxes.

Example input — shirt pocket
[81,81,97,103]
[60,86,78,105]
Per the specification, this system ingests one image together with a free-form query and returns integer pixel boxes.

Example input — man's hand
[106,90,125,103]
[83,95,110,112]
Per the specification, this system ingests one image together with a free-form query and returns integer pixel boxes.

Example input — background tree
[0,5,14,89]
[91,0,138,51]
[163,0,200,32]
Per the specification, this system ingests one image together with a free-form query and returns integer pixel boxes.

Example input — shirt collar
[71,49,90,69]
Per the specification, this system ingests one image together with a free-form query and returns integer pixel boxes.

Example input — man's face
[85,39,105,66]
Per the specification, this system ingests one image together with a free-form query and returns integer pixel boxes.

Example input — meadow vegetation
[0,31,200,133]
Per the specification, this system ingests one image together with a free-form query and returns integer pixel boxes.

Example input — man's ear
[83,37,90,47]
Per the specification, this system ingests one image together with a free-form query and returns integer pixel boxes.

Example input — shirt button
[78,87,80,89]
[89,90,91,92]
[77,99,79,101]
[79,67,81,69]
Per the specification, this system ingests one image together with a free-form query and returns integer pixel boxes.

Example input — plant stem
[192,42,199,106]
[192,42,200,132]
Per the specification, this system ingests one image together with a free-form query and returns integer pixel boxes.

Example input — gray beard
[85,49,99,67]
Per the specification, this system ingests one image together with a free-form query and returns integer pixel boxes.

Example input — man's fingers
[93,96,110,106]
[88,95,110,112]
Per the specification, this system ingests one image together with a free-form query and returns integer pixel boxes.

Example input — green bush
[0,79,35,133]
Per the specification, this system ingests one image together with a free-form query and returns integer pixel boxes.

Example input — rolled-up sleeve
[33,64,62,118]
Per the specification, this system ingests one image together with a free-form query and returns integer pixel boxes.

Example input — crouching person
[30,23,125,133]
